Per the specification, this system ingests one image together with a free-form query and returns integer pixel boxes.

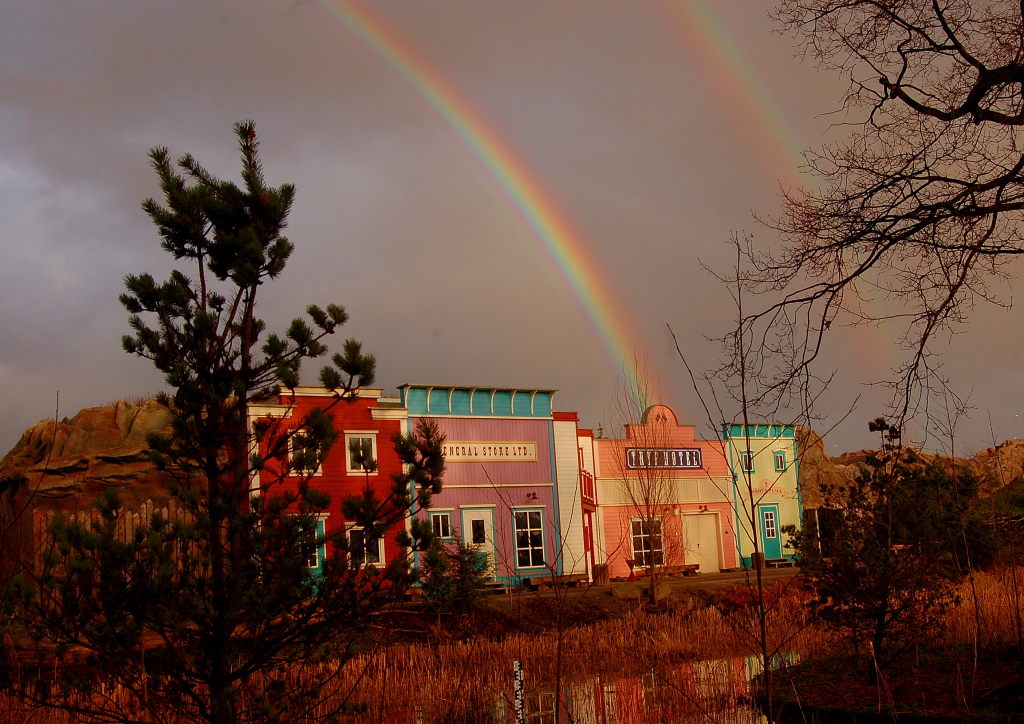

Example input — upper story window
[740,450,754,473]
[345,432,378,475]
[774,450,787,472]
[288,430,323,477]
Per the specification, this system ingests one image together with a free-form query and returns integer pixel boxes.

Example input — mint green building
[723,424,802,567]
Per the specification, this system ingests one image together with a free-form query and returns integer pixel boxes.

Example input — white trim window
[288,429,323,477]
[514,510,545,568]
[430,511,453,540]
[740,450,754,474]
[305,519,327,570]
[345,432,378,475]
[631,519,664,568]
[774,450,787,472]
[345,525,384,567]
[524,692,555,724]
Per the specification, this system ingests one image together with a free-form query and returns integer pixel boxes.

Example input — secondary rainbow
[661,0,900,365]
[658,0,808,190]
[314,0,649,396]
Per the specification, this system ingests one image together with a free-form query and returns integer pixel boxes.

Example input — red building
[248,387,409,571]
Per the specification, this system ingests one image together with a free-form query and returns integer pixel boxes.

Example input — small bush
[419,536,489,613]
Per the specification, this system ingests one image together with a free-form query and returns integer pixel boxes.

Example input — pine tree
[7,122,444,724]
[787,418,993,684]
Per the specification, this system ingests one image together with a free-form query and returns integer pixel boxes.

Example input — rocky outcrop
[797,430,1024,508]
[0,399,176,513]
[796,427,858,508]
[965,439,1024,494]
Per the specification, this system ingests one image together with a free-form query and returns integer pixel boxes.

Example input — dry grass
[2,568,1021,723]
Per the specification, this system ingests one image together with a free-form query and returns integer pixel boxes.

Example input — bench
[522,573,588,591]
[626,564,700,579]
[661,564,700,577]
[484,580,513,595]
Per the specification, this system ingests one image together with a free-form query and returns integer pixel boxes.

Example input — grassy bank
[1,568,1021,722]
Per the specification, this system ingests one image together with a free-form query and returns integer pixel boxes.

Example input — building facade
[248,387,409,573]
[400,384,569,584]
[592,405,739,579]
[723,423,802,567]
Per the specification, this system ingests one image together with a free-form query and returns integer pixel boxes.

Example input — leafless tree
[741,0,1024,431]
[608,365,688,605]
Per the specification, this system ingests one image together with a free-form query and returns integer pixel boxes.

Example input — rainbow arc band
[316,0,650,399]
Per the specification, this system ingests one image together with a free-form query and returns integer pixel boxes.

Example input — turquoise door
[758,505,782,559]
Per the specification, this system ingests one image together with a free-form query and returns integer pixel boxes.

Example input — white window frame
[344,431,378,475]
[430,510,453,540]
[740,450,754,474]
[287,429,323,477]
[513,508,546,569]
[305,517,327,570]
[524,691,555,724]
[773,450,787,472]
[345,523,385,568]
[630,518,664,568]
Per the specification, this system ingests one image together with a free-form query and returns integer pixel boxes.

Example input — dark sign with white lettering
[626,447,703,469]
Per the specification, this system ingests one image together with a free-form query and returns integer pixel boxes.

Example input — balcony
[580,469,597,510]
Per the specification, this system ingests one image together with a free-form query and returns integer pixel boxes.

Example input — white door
[683,513,721,573]
[461,508,496,578]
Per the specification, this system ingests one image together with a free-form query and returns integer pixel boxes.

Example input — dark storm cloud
[1,0,1020,456]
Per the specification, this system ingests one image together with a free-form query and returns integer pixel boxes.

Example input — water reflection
[558,658,758,724]
[409,655,792,724]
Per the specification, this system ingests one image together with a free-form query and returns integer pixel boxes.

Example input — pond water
[405,655,787,724]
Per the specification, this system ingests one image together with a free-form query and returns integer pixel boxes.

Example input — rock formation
[796,427,858,508]
[0,399,176,513]
[796,429,1024,510]
[0,400,181,577]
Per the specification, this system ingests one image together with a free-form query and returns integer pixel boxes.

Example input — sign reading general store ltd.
[626,447,703,469]
[443,442,538,462]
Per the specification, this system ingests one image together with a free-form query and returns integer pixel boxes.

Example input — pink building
[589,405,738,579]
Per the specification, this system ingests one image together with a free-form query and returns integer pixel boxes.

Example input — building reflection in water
[409,654,791,724]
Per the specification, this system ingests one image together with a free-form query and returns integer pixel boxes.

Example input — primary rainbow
[313,0,650,400]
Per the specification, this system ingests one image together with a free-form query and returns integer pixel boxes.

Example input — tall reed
[2,567,1020,723]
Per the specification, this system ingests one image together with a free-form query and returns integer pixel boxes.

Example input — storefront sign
[443,442,537,462]
[626,447,702,469]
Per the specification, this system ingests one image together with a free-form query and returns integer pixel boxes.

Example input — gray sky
[2,0,1022,457]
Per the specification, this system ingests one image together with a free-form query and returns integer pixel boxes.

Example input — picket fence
[30,498,195,574]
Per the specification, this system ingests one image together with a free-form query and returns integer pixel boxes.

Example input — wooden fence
[30,498,195,575]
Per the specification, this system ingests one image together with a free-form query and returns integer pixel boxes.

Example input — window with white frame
[430,511,452,540]
[774,450,787,472]
[524,691,555,724]
[304,519,326,570]
[345,525,384,567]
[740,450,754,473]
[514,510,545,568]
[631,519,664,568]
[288,430,323,476]
[345,432,377,474]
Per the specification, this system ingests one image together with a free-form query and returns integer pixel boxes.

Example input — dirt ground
[374,567,800,645]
